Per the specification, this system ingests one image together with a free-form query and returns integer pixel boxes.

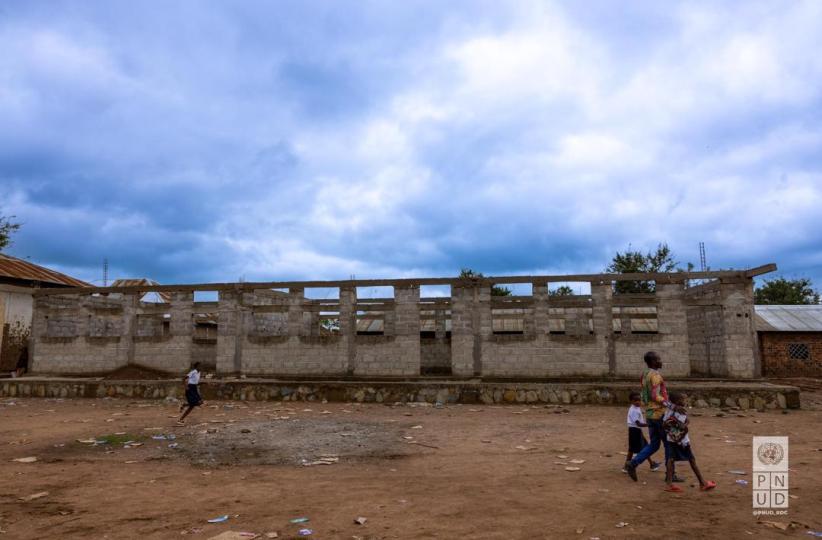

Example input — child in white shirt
[624,392,662,473]
[177,362,203,425]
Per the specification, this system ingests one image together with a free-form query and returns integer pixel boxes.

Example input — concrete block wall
[614,282,689,378]
[720,280,758,378]
[32,295,128,374]
[29,270,764,379]
[421,338,451,369]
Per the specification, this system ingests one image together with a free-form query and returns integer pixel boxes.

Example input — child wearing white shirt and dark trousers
[624,392,662,473]
[177,362,203,425]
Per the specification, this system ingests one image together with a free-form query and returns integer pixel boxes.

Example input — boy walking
[662,392,716,493]
[624,391,662,473]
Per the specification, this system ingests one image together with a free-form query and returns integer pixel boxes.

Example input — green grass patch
[95,433,141,445]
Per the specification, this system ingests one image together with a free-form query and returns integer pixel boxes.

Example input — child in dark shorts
[662,392,716,493]
[624,392,662,473]
[177,362,203,425]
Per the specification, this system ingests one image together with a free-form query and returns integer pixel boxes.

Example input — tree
[754,277,820,305]
[0,213,20,251]
[606,243,678,294]
[548,285,575,296]
[459,268,512,296]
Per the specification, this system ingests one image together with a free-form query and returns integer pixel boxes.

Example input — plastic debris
[565,467,581,472]
[410,425,423,429]
[207,515,230,523]
[735,479,749,486]
[616,522,628,528]
[354,517,367,525]
[207,532,259,540]
[169,443,180,449]
[77,438,97,444]
[759,521,790,530]
[806,531,822,538]
[265,533,279,539]
[569,459,586,464]
[557,455,569,459]
[290,518,309,524]
[152,435,167,440]
[298,529,312,536]
[727,470,747,475]
[12,457,38,463]
[20,491,48,501]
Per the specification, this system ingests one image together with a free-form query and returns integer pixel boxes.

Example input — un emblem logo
[757,442,784,466]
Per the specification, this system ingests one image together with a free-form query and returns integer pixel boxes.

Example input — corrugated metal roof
[111,278,172,303]
[755,305,822,332]
[0,253,89,287]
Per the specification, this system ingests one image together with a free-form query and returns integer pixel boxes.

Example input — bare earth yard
[1,390,821,539]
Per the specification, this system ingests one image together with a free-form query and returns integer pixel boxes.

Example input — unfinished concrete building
[29,265,775,379]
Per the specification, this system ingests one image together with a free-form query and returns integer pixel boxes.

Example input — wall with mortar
[420,338,451,371]
[29,272,763,379]
[760,331,822,377]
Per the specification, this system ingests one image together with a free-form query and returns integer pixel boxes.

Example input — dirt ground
[1,391,821,540]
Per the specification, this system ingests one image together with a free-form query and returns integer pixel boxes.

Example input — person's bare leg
[665,458,675,486]
[178,406,194,423]
[689,457,706,486]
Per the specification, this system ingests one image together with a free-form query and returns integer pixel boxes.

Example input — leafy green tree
[754,277,820,305]
[459,268,512,296]
[0,213,20,251]
[606,243,678,294]
[548,285,575,296]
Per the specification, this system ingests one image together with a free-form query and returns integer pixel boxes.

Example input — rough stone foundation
[0,378,800,409]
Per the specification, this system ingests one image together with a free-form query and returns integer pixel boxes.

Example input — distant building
[756,305,822,377]
[0,254,89,372]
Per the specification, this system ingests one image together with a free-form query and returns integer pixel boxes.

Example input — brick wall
[760,331,822,377]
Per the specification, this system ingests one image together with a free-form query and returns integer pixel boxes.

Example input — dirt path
[1,393,820,539]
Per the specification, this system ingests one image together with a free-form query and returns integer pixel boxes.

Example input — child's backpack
[663,412,689,444]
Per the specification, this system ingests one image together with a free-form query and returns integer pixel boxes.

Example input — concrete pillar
[217,289,240,375]
[288,288,305,337]
[394,284,421,375]
[121,294,138,367]
[450,284,475,377]
[169,291,194,372]
[339,286,356,375]
[591,282,614,375]
[719,279,758,378]
[434,306,447,339]
[532,282,548,337]
[656,281,689,376]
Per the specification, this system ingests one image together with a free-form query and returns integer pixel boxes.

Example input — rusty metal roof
[111,278,172,303]
[755,305,822,332]
[0,253,89,287]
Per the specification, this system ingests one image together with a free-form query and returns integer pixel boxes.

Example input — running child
[177,362,203,425]
[624,391,662,473]
[662,392,716,493]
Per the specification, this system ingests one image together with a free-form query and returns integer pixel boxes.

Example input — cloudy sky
[2,0,821,287]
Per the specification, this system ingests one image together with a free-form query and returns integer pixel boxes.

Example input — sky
[1,0,822,288]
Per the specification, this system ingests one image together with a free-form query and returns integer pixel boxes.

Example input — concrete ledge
[0,377,801,409]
